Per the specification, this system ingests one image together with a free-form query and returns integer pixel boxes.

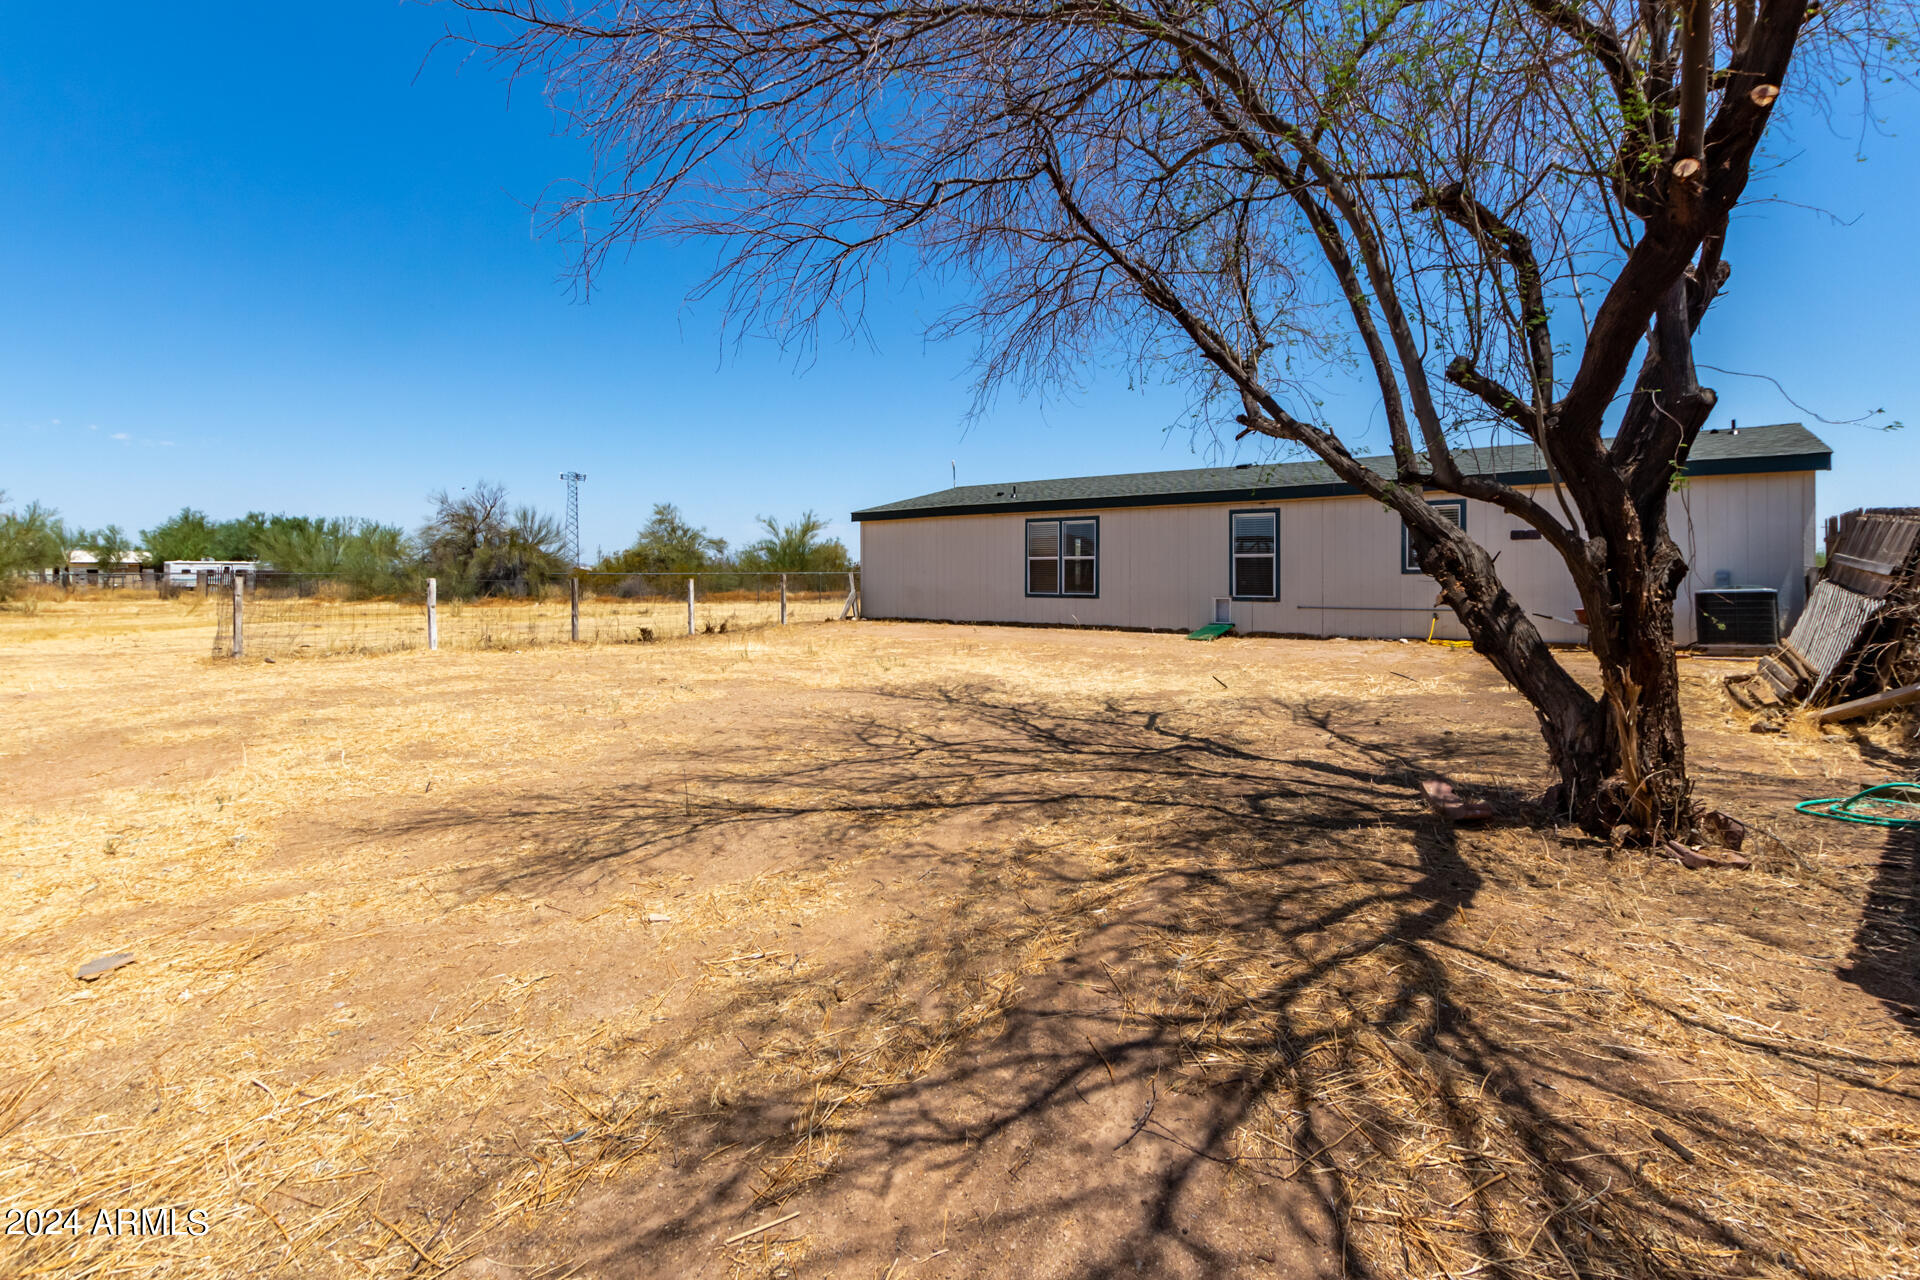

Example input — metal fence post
[779,573,788,625]
[687,577,696,636]
[230,574,245,658]
[427,577,439,651]
[570,576,580,642]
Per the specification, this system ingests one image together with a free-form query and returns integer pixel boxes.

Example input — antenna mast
[560,472,587,567]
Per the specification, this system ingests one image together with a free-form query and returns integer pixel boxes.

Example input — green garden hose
[1794,782,1920,828]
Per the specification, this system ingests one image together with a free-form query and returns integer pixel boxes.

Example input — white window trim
[1025,517,1099,597]
[1229,509,1279,600]
[1402,499,1466,574]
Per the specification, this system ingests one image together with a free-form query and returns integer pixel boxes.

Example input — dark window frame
[1402,499,1467,575]
[1227,507,1280,601]
[1024,516,1101,598]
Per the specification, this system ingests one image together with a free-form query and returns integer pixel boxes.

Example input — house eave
[851,451,1831,523]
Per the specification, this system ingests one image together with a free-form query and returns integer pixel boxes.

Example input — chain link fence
[212,571,859,659]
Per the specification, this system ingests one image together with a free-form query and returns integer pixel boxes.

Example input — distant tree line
[139,508,416,594]
[594,504,852,575]
[2,486,852,601]
[1,491,143,597]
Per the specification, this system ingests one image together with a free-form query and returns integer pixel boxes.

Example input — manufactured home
[62,548,148,587]
[852,422,1830,646]
[163,559,261,586]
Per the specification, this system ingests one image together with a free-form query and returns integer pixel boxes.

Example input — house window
[1402,500,1466,574]
[1026,520,1058,594]
[1230,510,1278,599]
[1026,517,1098,596]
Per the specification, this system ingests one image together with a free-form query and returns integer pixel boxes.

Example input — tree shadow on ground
[1843,827,1920,1036]
[1805,724,1920,1037]
[385,683,1918,1279]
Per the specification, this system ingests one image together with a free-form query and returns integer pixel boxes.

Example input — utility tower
[560,472,587,567]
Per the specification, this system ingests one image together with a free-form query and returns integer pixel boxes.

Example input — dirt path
[1,609,1915,1278]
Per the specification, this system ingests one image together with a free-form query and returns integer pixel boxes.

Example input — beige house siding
[859,470,1816,645]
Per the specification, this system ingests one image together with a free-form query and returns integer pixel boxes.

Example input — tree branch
[1445,357,1542,436]
[1418,182,1554,413]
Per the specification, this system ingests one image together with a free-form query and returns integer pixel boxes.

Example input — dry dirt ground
[1,596,1917,1280]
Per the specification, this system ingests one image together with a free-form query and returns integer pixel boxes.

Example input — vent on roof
[1235,463,1253,470]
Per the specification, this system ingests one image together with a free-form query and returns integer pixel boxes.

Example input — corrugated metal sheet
[1785,581,1882,703]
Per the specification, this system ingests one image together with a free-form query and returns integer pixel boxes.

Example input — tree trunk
[1411,504,1693,841]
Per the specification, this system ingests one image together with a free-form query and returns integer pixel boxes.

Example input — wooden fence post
[779,574,787,625]
[570,576,580,643]
[426,577,439,651]
[230,573,245,658]
[687,577,696,636]
[195,570,207,598]
[839,572,858,620]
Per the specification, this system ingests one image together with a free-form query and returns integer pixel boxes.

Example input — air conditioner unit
[1695,587,1779,647]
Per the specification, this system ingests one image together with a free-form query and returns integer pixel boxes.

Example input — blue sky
[2,3,1915,560]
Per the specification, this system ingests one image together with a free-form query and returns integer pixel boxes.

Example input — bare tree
[422,482,569,596]
[449,0,1911,838]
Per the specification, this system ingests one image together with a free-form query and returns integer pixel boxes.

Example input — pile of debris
[1727,507,1920,731]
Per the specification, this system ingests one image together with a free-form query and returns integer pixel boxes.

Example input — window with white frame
[1230,510,1278,599]
[1026,517,1098,596]
[1402,499,1466,574]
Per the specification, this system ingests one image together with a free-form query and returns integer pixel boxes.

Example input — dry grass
[217,589,856,658]
[0,606,1914,1278]
[0,586,215,646]
[0,585,854,659]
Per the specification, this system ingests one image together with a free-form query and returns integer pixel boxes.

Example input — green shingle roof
[852,422,1830,521]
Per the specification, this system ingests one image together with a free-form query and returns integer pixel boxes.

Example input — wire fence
[211,571,860,659]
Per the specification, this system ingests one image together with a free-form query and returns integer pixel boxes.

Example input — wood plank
[1756,657,1801,701]
[76,953,136,982]
[1814,682,1920,725]
[1830,551,1905,577]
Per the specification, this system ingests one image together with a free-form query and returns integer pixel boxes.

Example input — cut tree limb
[1421,780,1495,822]
[1657,841,1752,870]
